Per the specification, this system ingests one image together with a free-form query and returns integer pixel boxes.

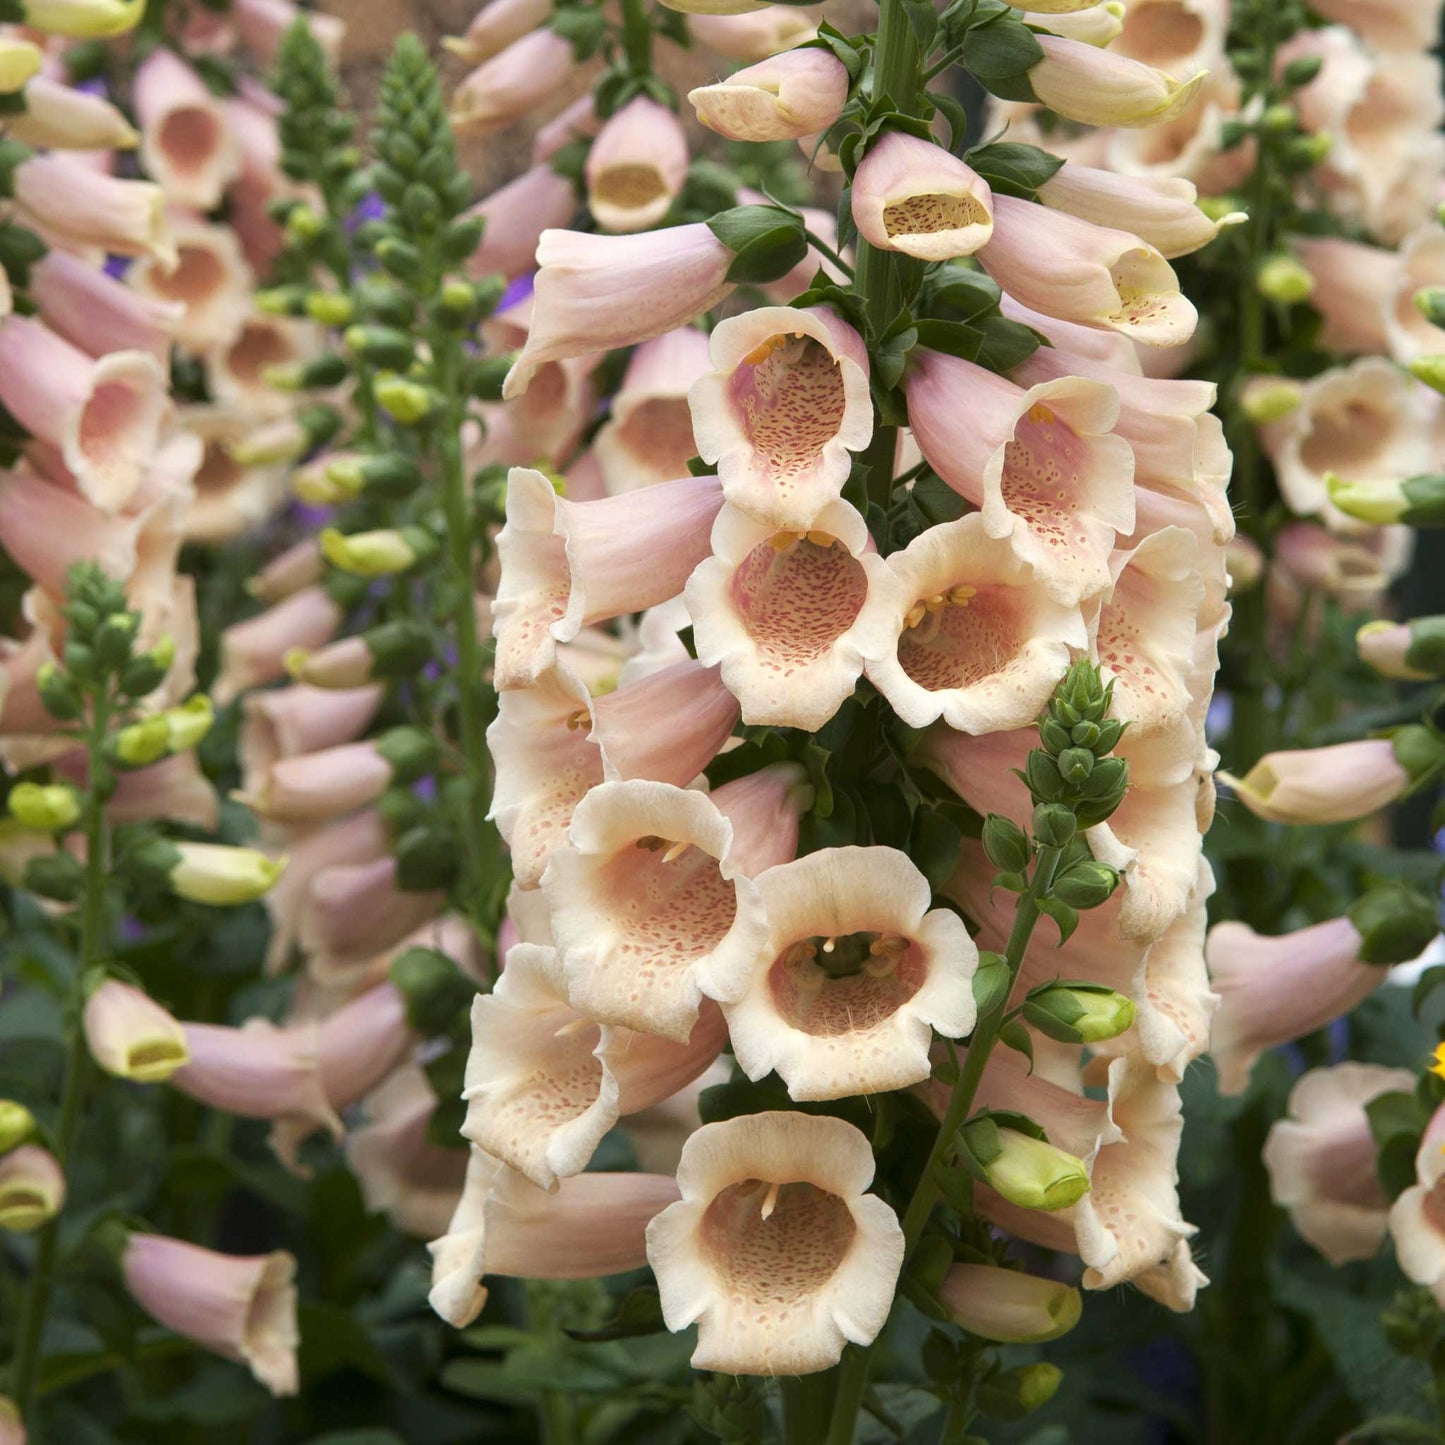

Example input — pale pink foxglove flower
[1027,31,1206,127]
[95,751,220,831]
[504,225,736,398]
[999,294,1144,374]
[208,315,323,419]
[1389,1105,1445,1307]
[126,216,253,354]
[687,7,820,60]
[242,740,401,825]
[904,350,1135,605]
[464,165,577,280]
[461,941,728,1189]
[121,1234,299,1396]
[233,0,344,63]
[1259,357,1430,523]
[1272,521,1411,613]
[1223,738,1417,826]
[213,585,343,706]
[585,96,688,234]
[717,845,977,1100]
[938,1265,1082,1344]
[0,320,166,516]
[851,132,994,261]
[1293,236,1397,357]
[593,328,711,493]
[689,48,848,142]
[491,468,724,690]
[541,772,802,1040]
[1037,163,1240,259]
[134,48,241,210]
[83,979,189,1083]
[347,1065,468,1240]
[684,498,902,730]
[865,513,1086,733]
[488,660,739,888]
[246,537,325,605]
[0,1145,64,1233]
[1019,4,1122,46]
[13,155,174,267]
[177,410,287,546]
[689,304,871,529]
[1264,1062,1413,1265]
[430,1148,679,1326]
[1384,225,1445,366]
[240,683,382,793]
[623,1060,731,1175]
[1357,620,1433,682]
[0,468,145,595]
[450,27,577,136]
[531,93,599,162]
[979,195,1197,346]
[6,75,137,150]
[1308,0,1443,53]
[445,0,555,62]
[1109,0,1228,75]
[221,92,301,274]
[1207,916,1389,1096]
[297,857,446,982]
[646,1111,903,1373]
[29,250,178,367]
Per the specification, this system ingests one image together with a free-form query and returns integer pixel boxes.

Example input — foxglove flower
[1224,737,1424,825]
[851,132,994,260]
[14,155,174,266]
[1389,1105,1445,1307]
[1027,31,1206,127]
[687,7,819,60]
[134,48,241,210]
[586,96,689,233]
[450,27,576,135]
[83,979,189,1083]
[689,48,848,142]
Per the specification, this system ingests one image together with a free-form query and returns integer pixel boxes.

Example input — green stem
[782,1373,837,1445]
[618,0,653,77]
[10,696,110,1431]
[826,845,1064,1445]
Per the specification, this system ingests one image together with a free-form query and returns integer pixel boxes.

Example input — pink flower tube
[134,48,241,210]
[13,154,174,266]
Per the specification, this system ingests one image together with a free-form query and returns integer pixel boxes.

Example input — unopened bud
[1356,619,1443,681]
[1261,102,1296,133]
[1056,746,1094,784]
[976,1363,1063,1421]
[321,525,436,577]
[326,452,421,500]
[981,814,1031,874]
[343,324,415,370]
[83,978,189,1083]
[1050,860,1120,909]
[962,1120,1090,1212]
[1023,981,1136,1043]
[1416,287,1445,329]
[1240,375,1303,425]
[0,1144,64,1232]
[112,714,171,767]
[143,840,287,906]
[284,204,325,243]
[117,635,175,698]
[938,1264,1082,1344]
[1328,472,1445,527]
[1282,54,1324,88]
[1256,254,1314,305]
[1409,357,1445,396]
[163,695,214,752]
[305,290,354,326]
[36,661,83,720]
[17,0,144,40]
[390,946,475,1036]
[374,373,434,425]
[0,1100,35,1154]
[8,781,81,831]
[1030,802,1076,848]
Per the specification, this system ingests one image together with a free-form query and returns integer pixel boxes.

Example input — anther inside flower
[770,930,924,1034]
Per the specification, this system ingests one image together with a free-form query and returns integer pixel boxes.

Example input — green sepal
[707,205,809,285]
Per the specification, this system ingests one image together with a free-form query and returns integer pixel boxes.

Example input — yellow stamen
[565,708,590,731]
[1027,402,1055,425]
[805,530,837,549]
[948,584,977,606]
[661,840,691,864]
[741,334,791,368]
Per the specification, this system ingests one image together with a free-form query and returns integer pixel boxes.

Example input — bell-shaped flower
[0,319,167,515]
[14,155,174,267]
[240,683,382,796]
[445,0,555,62]
[1109,0,1228,75]
[1208,916,1390,1096]
[979,195,1196,346]
[594,328,711,493]
[125,215,253,354]
[8,74,137,151]
[462,941,728,1189]
[174,406,286,545]
[465,164,578,280]
[134,48,241,210]
[542,770,804,1041]
[687,6,819,59]
[585,96,689,233]
[489,660,739,888]
[851,132,994,261]
[347,1065,469,1240]
[717,845,976,1099]
[689,304,871,530]
[938,1264,1082,1344]
[1259,357,1430,523]
[904,349,1134,605]
[1389,1105,1445,1307]
[1293,236,1397,357]
[865,513,1084,732]
[1272,520,1411,615]
[1308,0,1442,53]
[504,226,735,398]
[684,499,902,730]
[120,1233,298,1395]
[296,856,446,983]
[83,979,189,1083]
[0,467,146,597]
[689,47,848,142]
[214,585,343,706]
[1037,163,1239,260]
[208,315,323,419]
[646,1110,904,1373]
[1027,30,1206,127]
[1384,226,1445,366]
[1223,736,1424,826]
[450,27,576,135]
[29,250,178,366]
[430,1148,680,1326]
[1264,1062,1413,1265]
[492,468,724,690]
[0,1144,64,1232]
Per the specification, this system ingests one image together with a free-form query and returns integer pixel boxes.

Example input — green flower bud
[1056,746,1094,784]
[1287,130,1333,166]
[375,236,422,280]
[1256,254,1315,305]
[390,945,475,1036]
[343,324,415,369]
[374,373,434,425]
[165,842,287,906]
[23,846,82,900]
[3,0,144,39]
[7,782,81,831]
[118,635,175,699]
[1261,102,1296,133]
[112,714,171,768]
[257,284,309,316]
[962,1120,1090,1212]
[1038,717,1072,755]
[0,1100,34,1154]
[305,290,354,326]
[163,695,214,753]
[1417,287,1445,330]
[469,353,514,402]
[36,661,82,720]
[365,619,434,679]
[93,611,138,672]
[325,452,421,500]
[375,726,442,785]
[1239,374,1303,424]
[1328,471,1445,527]
[976,1363,1063,1422]
[1349,883,1440,966]
[393,825,461,892]
[1051,860,1119,909]
[321,525,437,577]
[470,273,507,319]
[981,813,1031,874]
[284,204,326,243]
[1024,751,1066,803]
[1410,357,1445,396]
[1023,981,1136,1043]
[1031,802,1076,848]
[1282,54,1323,88]
[440,214,486,263]
[354,279,414,327]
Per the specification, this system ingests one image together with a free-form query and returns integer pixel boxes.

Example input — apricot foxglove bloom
[491,468,724,690]
[689,304,871,530]
[429,1149,679,1327]
[542,772,803,1040]
[465,164,577,280]
[0,1145,64,1232]
[687,7,819,59]
[120,1234,299,1396]
[689,48,848,142]
[1263,1062,1413,1265]
[864,513,1086,732]
[938,1265,1082,1344]
[504,226,736,398]
[646,1111,904,1374]
[1026,31,1207,128]
[29,250,179,367]
[449,27,576,135]
[717,845,977,1099]
[585,96,689,233]
[461,941,727,1189]
[1389,1105,1445,1307]
[83,979,189,1083]
[684,498,902,729]
[13,155,174,267]
[851,132,994,261]
[127,217,254,355]
[904,350,1134,606]
[488,660,739,888]
[1223,737,1428,826]
[134,48,242,211]
[445,0,555,61]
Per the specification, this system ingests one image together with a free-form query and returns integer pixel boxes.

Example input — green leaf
[1412,964,1445,1017]
[972,951,1011,1015]
[998,1017,1034,1069]
[975,314,1044,371]
[912,318,984,362]
[566,1288,668,1342]
[707,205,808,284]
[966,141,1064,199]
